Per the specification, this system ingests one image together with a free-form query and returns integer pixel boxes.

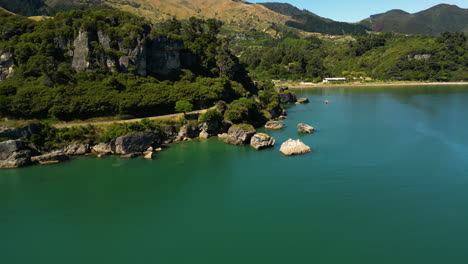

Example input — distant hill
[259,2,369,35]
[359,4,468,35]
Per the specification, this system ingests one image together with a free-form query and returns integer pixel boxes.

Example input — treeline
[0,9,259,121]
[239,32,468,82]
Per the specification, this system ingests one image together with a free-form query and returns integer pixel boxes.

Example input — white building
[323,78,347,83]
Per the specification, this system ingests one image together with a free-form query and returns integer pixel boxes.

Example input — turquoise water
[1,85,468,263]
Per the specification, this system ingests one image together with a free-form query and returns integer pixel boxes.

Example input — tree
[175,100,193,115]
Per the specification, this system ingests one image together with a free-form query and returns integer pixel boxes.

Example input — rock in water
[31,151,69,165]
[250,133,275,150]
[61,144,90,155]
[224,124,256,145]
[113,132,160,155]
[91,143,112,155]
[296,98,310,104]
[265,120,284,130]
[144,151,154,160]
[0,140,38,168]
[279,139,312,156]
[297,123,315,134]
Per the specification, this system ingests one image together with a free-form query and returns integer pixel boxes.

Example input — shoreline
[287,82,467,89]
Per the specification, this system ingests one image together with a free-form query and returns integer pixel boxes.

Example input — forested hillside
[240,32,468,82]
[259,2,369,36]
[0,9,260,121]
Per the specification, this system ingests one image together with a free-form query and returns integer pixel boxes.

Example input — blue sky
[253,0,467,22]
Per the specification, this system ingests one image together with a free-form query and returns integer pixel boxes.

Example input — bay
[1,85,468,263]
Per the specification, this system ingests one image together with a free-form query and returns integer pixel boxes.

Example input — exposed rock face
[276,87,297,104]
[176,124,200,141]
[296,98,310,104]
[0,140,36,168]
[0,123,44,140]
[31,151,69,165]
[91,143,112,154]
[61,144,90,155]
[198,120,222,138]
[279,139,312,156]
[224,124,256,145]
[72,30,92,71]
[163,125,179,143]
[407,54,432,60]
[297,123,315,134]
[265,120,284,130]
[113,132,160,155]
[250,133,275,150]
[0,50,15,81]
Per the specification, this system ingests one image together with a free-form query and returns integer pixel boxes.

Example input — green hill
[259,2,369,35]
[360,4,468,35]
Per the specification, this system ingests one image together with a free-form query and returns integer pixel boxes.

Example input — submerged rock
[279,139,312,156]
[224,124,256,146]
[250,133,275,150]
[296,98,310,104]
[297,123,315,134]
[265,120,284,130]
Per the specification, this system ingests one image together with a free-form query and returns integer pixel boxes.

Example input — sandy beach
[287,82,467,89]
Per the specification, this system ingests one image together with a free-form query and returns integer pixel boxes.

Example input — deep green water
[2,85,468,263]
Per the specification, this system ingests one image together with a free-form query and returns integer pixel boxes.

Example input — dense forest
[239,32,468,82]
[0,9,271,121]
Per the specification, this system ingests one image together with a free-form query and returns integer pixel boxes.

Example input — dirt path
[53,109,207,128]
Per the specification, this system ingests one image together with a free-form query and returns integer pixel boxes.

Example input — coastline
[287,82,467,89]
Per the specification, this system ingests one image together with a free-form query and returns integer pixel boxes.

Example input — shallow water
[1,85,468,263]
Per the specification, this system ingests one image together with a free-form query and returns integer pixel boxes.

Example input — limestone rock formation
[61,144,90,155]
[296,98,310,104]
[279,139,312,156]
[176,124,200,141]
[31,151,69,165]
[0,123,44,140]
[276,87,297,104]
[224,124,256,145]
[250,133,275,150]
[112,132,160,155]
[0,140,38,168]
[297,123,315,134]
[0,50,15,81]
[265,120,284,130]
[92,143,112,155]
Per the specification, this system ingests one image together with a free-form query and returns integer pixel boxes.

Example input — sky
[253,0,468,22]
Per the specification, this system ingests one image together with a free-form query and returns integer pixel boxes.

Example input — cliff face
[0,50,15,81]
[68,29,193,77]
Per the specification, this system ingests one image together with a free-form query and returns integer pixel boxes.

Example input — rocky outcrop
[31,151,69,165]
[0,50,15,81]
[0,123,43,140]
[61,144,90,155]
[250,133,275,150]
[176,124,200,141]
[296,98,310,104]
[198,120,223,138]
[224,124,256,145]
[279,139,312,156]
[112,132,161,155]
[91,143,113,155]
[297,123,315,134]
[276,87,297,104]
[72,30,92,72]
[0,140,37,168]
[265,120,284,130]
